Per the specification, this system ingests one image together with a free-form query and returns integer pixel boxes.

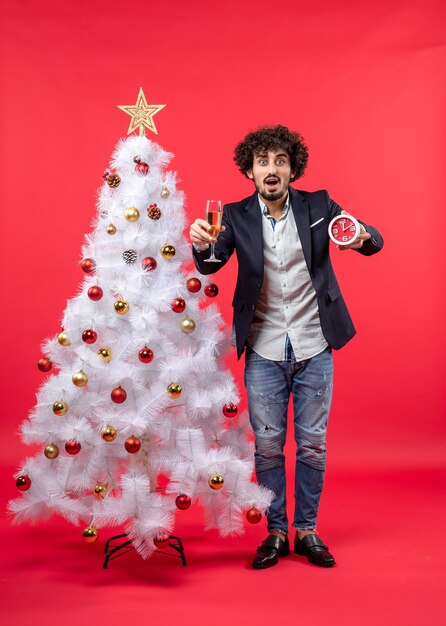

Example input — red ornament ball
[138,347,154,363]
[175,494,192,510]
[111,386,127,404]
[88,286,103,301]
[142,257,157,271]
[153,533,170,549]
[37,358,52,372]
[81,258,95,274]
[171,298,186,313]
[223,403,238,418]
[204,283,219,298]
[65,440,81,455]
[82,329,97,344]
[246,507,262,524]
[16,475,31,491]
[186,277,202,293]
[125,436,141,453]
[135,161,150,175]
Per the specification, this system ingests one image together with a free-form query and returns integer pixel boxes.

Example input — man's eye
[276,160,285,165]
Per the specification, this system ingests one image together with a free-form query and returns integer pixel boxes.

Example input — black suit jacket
[193,187,384,359]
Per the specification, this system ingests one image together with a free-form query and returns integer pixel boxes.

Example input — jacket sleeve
[192,205,236,275]
[327,192,384,257]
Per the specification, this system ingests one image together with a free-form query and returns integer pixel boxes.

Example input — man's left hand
[337,210,371,251]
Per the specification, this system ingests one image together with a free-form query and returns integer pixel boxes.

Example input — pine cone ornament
[123,249,138,265]
[107,173,121,188]
[147,203,161,220]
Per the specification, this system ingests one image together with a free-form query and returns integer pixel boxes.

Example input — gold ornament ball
[161,244,176,259]
[98,347,112,362]
[161,186,170,199]
[82,527,99,543]
[208,474,224,490]
[58,331,70,346]
[44,443,60,459]
[125,207,140,222]
[106,223,117,235]
[72,370,88,387]
[53,400,68,416]
[101,424,117,442]
[114,299,129,315]
[93,483,109,499]
[167,383,182,398]
[180,318,196,334]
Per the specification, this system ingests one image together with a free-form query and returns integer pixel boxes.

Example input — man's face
[247,149,295,202]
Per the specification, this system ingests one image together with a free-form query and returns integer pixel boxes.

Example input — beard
[257,185,288,202]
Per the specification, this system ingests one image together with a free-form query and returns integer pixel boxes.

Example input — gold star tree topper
[118,88,166,136]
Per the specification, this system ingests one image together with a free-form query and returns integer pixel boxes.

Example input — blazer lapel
[243,192,264,273]
[290,187,312,271]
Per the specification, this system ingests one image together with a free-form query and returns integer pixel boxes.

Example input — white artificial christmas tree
[9,90,272,560]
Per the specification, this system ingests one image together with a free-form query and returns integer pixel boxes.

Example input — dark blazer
[193,187,384,359]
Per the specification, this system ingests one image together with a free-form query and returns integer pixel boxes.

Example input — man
[189,125,383,569]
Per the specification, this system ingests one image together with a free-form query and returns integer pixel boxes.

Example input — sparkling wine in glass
[204,200,222,263]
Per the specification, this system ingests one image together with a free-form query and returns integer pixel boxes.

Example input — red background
[1,1,445,625]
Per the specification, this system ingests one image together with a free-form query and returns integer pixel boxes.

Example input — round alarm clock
[328,214,361,246]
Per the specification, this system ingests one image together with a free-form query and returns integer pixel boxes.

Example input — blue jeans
[244,341,333,534]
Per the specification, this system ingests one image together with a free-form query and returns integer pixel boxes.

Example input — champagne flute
[204,199,223,263]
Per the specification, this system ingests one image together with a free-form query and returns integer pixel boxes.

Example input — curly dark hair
[234,125,309,182]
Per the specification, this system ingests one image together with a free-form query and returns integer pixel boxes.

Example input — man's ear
[246,169,253,180]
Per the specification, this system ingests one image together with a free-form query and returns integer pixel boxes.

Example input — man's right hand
[189,218,225,245]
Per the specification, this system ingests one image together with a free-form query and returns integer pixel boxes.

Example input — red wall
[1,0,445,470]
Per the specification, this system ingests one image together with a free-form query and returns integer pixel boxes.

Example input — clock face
[328,215,360,245]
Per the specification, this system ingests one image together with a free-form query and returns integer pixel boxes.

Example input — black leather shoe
[252,534,290,569]
[294,533,335,567]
